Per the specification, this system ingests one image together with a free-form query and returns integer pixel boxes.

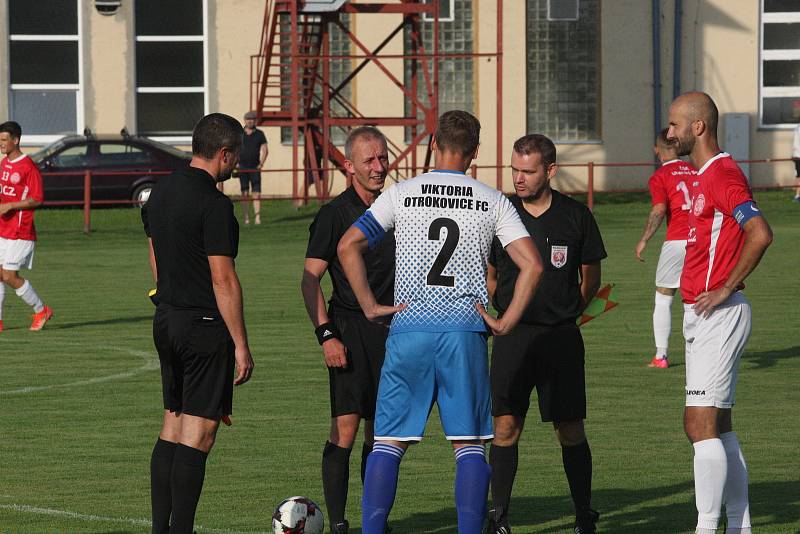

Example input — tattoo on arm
[640,211,665,242]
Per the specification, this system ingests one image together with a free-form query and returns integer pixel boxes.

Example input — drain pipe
[673,0,683,99]
[652,0,662,136]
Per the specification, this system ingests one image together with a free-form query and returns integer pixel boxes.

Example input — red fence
[40,157,796,233]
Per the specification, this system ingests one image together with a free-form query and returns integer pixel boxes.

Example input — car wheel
[132,183,154,206]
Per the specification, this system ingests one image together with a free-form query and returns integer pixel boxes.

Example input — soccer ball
[271,496,324,534]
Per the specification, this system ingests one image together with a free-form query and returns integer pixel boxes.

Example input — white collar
[661,159,681,167]
[697,152,730,175]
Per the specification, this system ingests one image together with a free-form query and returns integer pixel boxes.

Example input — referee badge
[550,245,568,268]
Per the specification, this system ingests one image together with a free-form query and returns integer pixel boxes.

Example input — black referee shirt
[306,186,395,313]
[142,166,239,312]
[490,190,606,326]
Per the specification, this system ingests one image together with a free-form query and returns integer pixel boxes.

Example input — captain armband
[353,211,386,249]
[732,201,761,228]
[315,322,341,345]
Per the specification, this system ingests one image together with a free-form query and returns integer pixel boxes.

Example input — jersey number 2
[427,217,459,287]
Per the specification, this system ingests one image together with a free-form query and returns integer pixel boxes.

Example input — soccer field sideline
[0,191,797,533]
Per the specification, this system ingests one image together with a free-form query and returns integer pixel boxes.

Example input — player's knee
[493,416,522,445]
[554,420,585,446]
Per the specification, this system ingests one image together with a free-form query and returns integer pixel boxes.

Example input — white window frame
[134,0,208,144]
[422,0,455,23]
[7,0,84,145]
[759,4,800,129]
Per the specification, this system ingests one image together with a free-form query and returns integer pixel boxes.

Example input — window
[51,145,90,169]
[422,0,455,23]
[404,0,474,142]
[526,0,600,142]
[135,0,207,138]
[7,0,83,141]
[760,0,800,127]
[97,143,153,167]
[280,15,353,145]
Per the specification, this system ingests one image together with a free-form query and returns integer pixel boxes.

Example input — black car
[31,131,191,205]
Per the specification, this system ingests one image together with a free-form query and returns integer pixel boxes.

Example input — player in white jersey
[338,111,542,534]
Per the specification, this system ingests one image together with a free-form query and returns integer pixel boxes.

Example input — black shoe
[574,509,599,534]
[484,507,512,534]
[331,519,349,534]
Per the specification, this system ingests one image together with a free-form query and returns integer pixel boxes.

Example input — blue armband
[353,211,386,249]
[732,201,761,228]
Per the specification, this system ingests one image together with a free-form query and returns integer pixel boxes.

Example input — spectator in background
[239,111,268,224]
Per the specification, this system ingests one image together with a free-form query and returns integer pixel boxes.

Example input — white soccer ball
[271,496,324,534]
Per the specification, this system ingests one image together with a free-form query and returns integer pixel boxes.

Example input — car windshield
[30,140,67,163]
[143,138,191,159]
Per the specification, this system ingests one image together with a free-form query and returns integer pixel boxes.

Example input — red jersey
[0,154,44,241]
[648,159,695,241]
[681,153,754,304]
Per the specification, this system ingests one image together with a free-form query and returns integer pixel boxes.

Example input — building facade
[1,0,796,196]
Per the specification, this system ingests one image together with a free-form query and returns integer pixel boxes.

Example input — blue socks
[455,445,491,533]
[362,443,404,534]
[362,443,490,534]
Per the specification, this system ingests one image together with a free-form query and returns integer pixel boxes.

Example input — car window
[50,145,90,169]
[96,143,153,167]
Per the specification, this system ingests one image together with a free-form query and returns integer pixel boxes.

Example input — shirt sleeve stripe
[353,211,386,248]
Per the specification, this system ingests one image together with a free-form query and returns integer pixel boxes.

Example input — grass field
[0,190,798,533]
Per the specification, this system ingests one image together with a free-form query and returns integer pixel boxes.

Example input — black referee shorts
[153,305,235,420]
[491,323,586,423]
[328,308,389,419]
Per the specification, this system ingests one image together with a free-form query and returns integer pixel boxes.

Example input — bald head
[667,91,721,160]
[672,92,718,134]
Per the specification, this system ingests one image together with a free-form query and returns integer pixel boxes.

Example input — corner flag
[577,283,618,326]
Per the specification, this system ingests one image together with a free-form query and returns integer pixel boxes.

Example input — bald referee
[143,113,254,534]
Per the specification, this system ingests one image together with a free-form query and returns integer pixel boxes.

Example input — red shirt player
[636,128,697,368]
[668,92,772,534]
[0,121,52,332]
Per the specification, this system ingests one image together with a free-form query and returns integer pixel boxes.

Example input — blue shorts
[374,331,493,442]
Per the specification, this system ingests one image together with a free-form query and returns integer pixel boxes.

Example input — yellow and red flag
[577,283,618,326]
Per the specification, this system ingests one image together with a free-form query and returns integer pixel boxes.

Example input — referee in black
[485,134,606,534]
[143,113,254,534]
[300,126,394,534]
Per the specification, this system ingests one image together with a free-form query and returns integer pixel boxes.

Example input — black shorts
[328,308,389,419]
[491,323,586,423]
[794,159,800,178]
[239,170,261,193]
[153,305,235,419]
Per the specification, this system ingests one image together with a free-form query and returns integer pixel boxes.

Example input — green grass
[0,191,797,533]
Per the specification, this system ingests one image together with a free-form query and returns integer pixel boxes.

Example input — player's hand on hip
[322,338,348,368]
[364,303,406,324]
[233,345,254,385]
[694,286,733,317]
[475,302,513,336]
[635,240,647,262]
[0,203,11,215]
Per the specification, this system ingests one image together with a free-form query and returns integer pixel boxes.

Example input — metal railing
[40,157,796,233]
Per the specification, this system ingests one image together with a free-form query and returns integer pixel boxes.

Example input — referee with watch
[300,127,395,534]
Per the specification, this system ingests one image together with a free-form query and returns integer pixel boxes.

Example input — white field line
[0,347,158,395]
[0,503,269,534]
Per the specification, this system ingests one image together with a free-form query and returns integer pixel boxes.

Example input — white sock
[0,283,5,320]
[693,438,727,532]
[15,280,44,313]
[720,432,751,532]
[653,292,673,357]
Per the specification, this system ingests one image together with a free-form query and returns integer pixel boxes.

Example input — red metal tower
[250,0,503,201]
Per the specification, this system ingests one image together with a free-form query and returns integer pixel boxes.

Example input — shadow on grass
[745,345,800,370]
[349,480,798,533]
[51,315,153,330]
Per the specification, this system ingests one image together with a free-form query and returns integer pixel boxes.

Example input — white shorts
[683,292,752,408]
[655,240,686,288]
[0,237,35,271]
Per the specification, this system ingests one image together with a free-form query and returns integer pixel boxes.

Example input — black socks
[150,438,177,534]
[322,441,353,525]
[169,444,208,534]
[561,440,593,515]
[488,443,519,518]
